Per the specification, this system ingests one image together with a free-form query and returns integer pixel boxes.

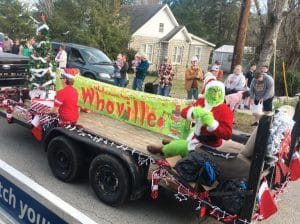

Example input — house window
[159,23,164,32]
[172,46,184,64]
[141,44,154,62]
[194,46,202,60]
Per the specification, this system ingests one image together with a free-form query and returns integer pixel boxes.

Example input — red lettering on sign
[140,101,146,125]
[96,92,105,111]
[126,100,131,120]
[133,100,138,123]
[147,113,156,128]
[116,102,125,117]
[81,87,94,106]
[106,101,114,114]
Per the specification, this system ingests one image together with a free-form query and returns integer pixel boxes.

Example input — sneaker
[251,122,258,126]
[244,105,250,110]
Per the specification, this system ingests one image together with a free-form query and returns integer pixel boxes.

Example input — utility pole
[231,0,252,72]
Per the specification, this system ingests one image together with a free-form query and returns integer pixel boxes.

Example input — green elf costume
[147,81,233,157]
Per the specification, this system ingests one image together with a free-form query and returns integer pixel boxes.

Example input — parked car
[52,42,114,85]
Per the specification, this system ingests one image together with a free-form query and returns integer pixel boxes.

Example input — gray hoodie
[250,74,274,101]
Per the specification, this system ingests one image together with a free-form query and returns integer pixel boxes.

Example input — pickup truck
[0,51,299,223]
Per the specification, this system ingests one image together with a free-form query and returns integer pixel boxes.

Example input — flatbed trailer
[1,50,299,223]
[1,98,299,224]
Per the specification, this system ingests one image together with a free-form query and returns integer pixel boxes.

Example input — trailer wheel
[89,154,130,206]
[47,136,83,182]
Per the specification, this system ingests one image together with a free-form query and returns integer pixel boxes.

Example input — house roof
[189,33,215,47]
[121,4,166,34]
[214,45,254,54]
[160,25,184,42]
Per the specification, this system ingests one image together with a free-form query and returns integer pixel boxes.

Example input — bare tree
[278,1,300,70]
[254,0,290,69]
[36,0,54,17]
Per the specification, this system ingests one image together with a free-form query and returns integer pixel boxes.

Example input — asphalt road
[0,117,299,224]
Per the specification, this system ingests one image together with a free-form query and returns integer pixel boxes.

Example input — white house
[121,4,215,79]
[212,45,255,73]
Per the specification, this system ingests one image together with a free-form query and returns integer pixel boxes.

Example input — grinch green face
[204,86,224,106]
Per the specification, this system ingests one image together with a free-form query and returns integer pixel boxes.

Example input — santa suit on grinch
[154,81,233,158]
[182,96,233,148]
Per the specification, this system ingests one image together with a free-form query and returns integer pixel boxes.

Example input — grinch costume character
[147,81,233,157]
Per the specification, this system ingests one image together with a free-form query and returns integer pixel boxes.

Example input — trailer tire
[47,136,83,182]
[89,154,130,206]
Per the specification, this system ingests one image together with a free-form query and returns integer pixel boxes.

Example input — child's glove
[192,107,206,119]
[201,111,215,127]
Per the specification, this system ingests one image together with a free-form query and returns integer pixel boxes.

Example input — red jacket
[181,98,233,147]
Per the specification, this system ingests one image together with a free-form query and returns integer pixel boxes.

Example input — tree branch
[254,0,265,28]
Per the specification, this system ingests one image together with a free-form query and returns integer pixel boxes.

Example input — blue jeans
[114,77,127,87]
[132,77,144,91]
[187,88,199,100]
[157,85,171,97]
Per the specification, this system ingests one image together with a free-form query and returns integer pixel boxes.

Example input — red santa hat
[205,80,225,96]
[61,68,79,79]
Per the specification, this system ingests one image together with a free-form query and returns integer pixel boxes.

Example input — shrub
[275,70,300,96]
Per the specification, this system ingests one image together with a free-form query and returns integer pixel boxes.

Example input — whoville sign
[57,75,191,139]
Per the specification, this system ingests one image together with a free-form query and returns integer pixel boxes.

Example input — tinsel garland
[266,111,295,166]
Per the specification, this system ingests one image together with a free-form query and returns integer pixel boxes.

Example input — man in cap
[49,68,79,123]
[200,64,219,95]
[185,56,204,100]
[132,53,149,91]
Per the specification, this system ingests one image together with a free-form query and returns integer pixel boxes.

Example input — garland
[266,111,295,166]
[150,165,251,224]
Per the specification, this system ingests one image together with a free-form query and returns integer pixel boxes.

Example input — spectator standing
[22,40,31,56]
[3,34,13,53]
[55,45,67,68]
[120,54,129,87]
[249,72,274,126]
[200,65,219,95]
[113,53,124,86]
[157,56,174,97]
[132,54,149,91]
[185,56,204,100]
[243,63,257,109]
[11,38,22,55]
[245,63,256,88]
[214,60,224,81]
[131,53,141,74]
[224,64,246,95]
[261,65,272,77]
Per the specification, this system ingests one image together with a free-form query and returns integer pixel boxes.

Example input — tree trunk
[257,0,289,69]
[231,0,252,71]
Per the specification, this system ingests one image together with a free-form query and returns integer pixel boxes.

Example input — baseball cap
[191,56,198,62]
[210,65,219,71]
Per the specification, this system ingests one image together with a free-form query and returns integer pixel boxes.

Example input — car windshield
[80,48,111,64]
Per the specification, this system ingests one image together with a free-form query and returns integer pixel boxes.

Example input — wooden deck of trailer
[0,106,167,155]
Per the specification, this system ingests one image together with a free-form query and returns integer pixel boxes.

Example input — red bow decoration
[290,152,300,181]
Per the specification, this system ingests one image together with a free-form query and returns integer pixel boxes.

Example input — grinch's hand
[201,112,214,126]
[192,107,206,119]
